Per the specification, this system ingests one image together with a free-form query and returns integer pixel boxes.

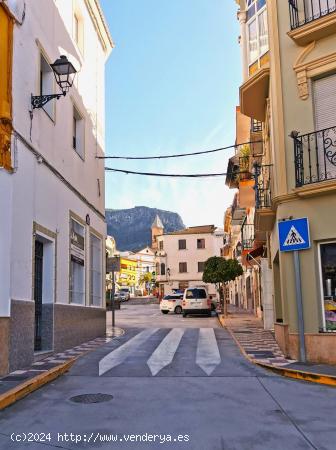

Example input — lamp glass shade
[51,55,77,93]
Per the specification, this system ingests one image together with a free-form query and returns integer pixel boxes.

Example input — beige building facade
[155,225,224,298]
[234,0,336,363]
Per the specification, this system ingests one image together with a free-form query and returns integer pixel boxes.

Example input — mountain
[106,206,185,251]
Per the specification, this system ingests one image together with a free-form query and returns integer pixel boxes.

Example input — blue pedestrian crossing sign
[278,218,310,252]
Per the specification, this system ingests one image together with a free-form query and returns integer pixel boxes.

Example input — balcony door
[313,73,336,181]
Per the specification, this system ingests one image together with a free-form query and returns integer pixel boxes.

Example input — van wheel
[161,311,169,314]
[175,306,182,315]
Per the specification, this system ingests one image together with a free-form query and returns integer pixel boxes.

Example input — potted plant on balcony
[239,144,251,181]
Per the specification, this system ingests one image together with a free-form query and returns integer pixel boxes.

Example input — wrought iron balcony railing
[289,0,336,30]
[253,163,272,209]
[241,220,254,250]
[293,126,336,187]
[251,119,263,133]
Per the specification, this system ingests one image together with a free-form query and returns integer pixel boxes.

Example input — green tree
[202,257,243,316]
[139,272,153,287]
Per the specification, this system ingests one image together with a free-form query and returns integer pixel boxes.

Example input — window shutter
[313,73,336,131]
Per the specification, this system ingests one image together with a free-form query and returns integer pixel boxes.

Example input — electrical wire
[97,139,262,160]
[105,167,230,177]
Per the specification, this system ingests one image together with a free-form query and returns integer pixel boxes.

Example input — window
[246,0,268,74]
[40,54,55,119]
[156,262,160,275]
[73,105,84,159]
[70,218,85,304]
[179,262,187,273]
[73,13,84,54]
[161,263,166,276]
[198,262,205,272]
[197,239,205,249]
[186,288,207,299]
[90,233,102,306]
[159,240,164,250]
[319,242,336,332]
[178,239,186,250]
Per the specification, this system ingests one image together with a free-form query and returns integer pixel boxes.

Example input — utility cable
[105,167,231,178]
[97,139,263,160]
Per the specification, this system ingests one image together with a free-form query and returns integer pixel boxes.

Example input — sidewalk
[0,327,124,410]
[218,307,336,386]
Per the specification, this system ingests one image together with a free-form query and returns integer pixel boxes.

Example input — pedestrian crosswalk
[97,327,257,378]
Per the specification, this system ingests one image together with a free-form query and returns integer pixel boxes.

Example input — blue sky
[100,0,241,227]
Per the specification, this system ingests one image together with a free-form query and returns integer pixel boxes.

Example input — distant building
[151,215,164,250]
[155,224,224,297]
[106,235,117,257]
[117,258,138,293]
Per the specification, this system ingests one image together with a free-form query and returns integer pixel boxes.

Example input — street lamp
[31,55,77,109]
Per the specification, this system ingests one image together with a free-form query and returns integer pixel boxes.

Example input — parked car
[182,286,211,317]
[115,291,128,302]
[106,292,125,308]
[160,294,183,315]
[134,288,143,296]
[118,287,131,301]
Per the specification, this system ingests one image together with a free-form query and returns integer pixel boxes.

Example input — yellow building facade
[0,3,13,171]
[118,258,138,288]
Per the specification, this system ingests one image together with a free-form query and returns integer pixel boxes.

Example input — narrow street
[1,304,336,450]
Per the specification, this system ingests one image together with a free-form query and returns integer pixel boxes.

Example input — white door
[313,73,336,181]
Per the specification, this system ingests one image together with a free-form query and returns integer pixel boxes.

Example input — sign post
[278,217,310,363]
[106,256,121,329]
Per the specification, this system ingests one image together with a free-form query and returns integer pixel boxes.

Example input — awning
[246,245,266,263]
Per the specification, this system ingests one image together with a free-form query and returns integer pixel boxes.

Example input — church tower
[151,215,164,250]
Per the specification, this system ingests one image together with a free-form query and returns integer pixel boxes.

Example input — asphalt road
[1,304,336,450]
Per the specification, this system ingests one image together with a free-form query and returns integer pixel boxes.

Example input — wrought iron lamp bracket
[31,92,66,110]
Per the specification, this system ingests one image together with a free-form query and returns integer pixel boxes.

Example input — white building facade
[155,225,224,298]
[0,0,113,375]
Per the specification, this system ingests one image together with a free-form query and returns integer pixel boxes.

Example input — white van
[182,286,211,317]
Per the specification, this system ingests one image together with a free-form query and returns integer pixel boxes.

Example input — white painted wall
[2,0,112,312]
[0,171,13,316]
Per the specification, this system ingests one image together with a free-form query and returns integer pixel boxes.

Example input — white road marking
[196,328,221,376]
[99,328,159,376]
[147,328,185,376]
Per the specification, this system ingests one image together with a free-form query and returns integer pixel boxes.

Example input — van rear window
[186,289,207,299]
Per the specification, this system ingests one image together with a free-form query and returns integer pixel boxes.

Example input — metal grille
[289,0,336,30]
[69,393,113,404]
[293,126,336,187]
[254,163,272,209]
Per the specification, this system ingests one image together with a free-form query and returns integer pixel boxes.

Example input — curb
[0,358,76,411]
[218,315,336,388]
[0,328,126,411]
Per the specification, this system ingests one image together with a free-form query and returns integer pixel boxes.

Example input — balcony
[254,164,275,232]
[241,221,254,251]
[231,193,246,226]
[288,0,336,45]
[293,126,336,188]
[239,67,270,121]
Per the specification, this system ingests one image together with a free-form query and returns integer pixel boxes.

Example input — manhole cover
[69,393,113,404]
